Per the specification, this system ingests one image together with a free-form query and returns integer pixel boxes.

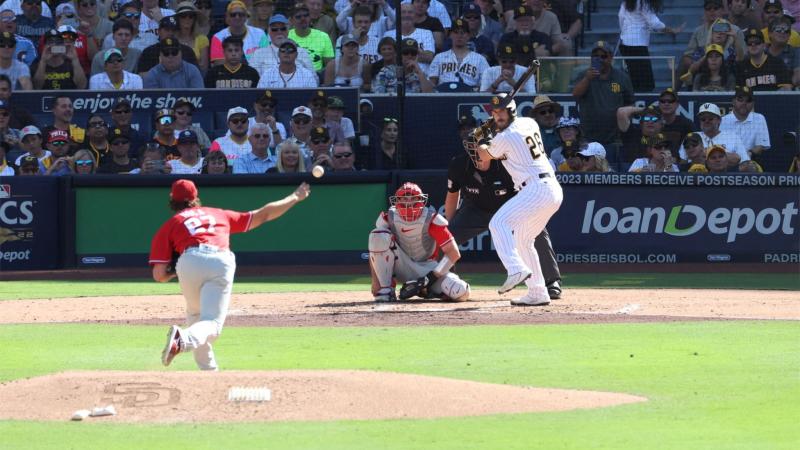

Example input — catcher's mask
[462,131,482,167]
[390,182,429,222]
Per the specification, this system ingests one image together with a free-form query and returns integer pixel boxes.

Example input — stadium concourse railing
[535,56,676,94]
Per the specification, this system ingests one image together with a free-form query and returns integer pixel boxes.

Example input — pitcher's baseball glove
[165,251,179,274]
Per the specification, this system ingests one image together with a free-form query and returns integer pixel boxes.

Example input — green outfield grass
[2,272,799,300]
[0,321,798,449]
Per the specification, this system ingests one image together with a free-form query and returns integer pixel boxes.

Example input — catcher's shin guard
[368,230,395,289]
[439,274,470,301]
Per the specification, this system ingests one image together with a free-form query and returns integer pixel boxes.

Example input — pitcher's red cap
[170,179,198,202]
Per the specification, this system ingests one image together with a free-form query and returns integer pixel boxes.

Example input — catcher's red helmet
[390,182,429,222]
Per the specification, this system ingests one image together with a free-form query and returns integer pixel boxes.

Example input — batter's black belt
[520,172,552,188]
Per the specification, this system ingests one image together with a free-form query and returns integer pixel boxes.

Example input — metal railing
[535,55,676,94]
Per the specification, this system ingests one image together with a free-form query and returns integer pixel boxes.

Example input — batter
[149,179,310,370]
[475,94,563,306]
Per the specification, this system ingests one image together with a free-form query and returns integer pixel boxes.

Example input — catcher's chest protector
[387,207,437,262]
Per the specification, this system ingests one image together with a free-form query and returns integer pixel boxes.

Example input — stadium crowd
[0,0,797,176]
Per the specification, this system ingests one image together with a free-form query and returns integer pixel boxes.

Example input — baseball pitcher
[369,182,470,302]
[150,179,310,370]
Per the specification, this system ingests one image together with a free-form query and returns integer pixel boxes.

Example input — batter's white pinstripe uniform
[488,117,563,302]
[428,50,489,87]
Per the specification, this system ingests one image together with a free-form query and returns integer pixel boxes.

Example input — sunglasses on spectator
[113,108,131,114]
[537,108,555,115]
[258,101,275,108]
[106,57,123,64]
[61,33,76,41]
[293,117,311,124]
[229,117,247,125]
[178,12,196,19]
[112,139,130,145]
[464,15,480,20]
[401,50,418,56]
[279,47,296,54]
[123,12,141,19]
[0,42,14,48]
[746,40,763,46]
[384,117,398,123]
[21,168,39,174]
[51,140,68,146]
[196,0,212,9]
[641,116,659,122]
[229,12,247,18]
[270,26,287,32]
[772,25,791,33]
[161,49,180,57]
[75,160,93,166]
[499,58,515,64]
[735,95,752,102]
[659,98,675,104]
[333,152,353,159]
[651,144,668,150]
[591,53,609,59]
[158,116,174,125]
[310,138,329,144]
[176,110,192,116]
[252,133,269,139]
[88,121,106,128]
[294,13,309,19]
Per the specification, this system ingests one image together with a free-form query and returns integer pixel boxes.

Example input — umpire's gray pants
[176,245,236,371]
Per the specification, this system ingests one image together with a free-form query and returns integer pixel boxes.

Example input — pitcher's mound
[0,370,646,423]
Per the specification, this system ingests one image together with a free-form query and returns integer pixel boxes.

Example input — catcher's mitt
[398,271,438,300]
[165,251,179,275]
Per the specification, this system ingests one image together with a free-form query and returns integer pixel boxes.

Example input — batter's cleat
[498,270,532,295]
[511,295,551,306]
[374,287,397,302]
[161,325,184,367]
[547,281,562,300]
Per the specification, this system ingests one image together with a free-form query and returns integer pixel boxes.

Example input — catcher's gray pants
[176,245,236,371]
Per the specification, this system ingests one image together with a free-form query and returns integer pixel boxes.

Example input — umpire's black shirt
[447,154,516,213]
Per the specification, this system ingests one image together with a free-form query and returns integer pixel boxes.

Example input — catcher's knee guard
[439,273,470,301]
[369,230,395,289]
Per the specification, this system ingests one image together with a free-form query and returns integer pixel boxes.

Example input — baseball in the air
[312,165,325,178]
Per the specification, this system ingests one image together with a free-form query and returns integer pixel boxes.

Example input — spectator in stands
[137,15,197,76]
[108,97,144,158]
[76,0,111,45]
[152,108,179,159]
[413,0,445,51]
[193,0,212,36]
[210,106,252,161]
[14,125,49,168]
[0,99,21,154]
[0,8,37,65]
[527,94,562,154]
[334,6,379,63]
[576,144,610,172]
[173,98,210,153]
[257,39,319,87]
[657,88,693,155]
[628,134,678,172]
[573,41,634,148]
[445,4,493,66]
[429,18,488,91]
[287,105,313,158]
[553,140,582,171]
[91,19,140,75]
[727,0,761,31]
[15,0,52,42]
[0,31,31,89]
[307,0,337,43]
[738,159,763,172]
[248,0,274,31]
[96,127,137,174]
[174,1,209,74]
[201,149,230,174]
[789,149,800,172]
[209,0,266,66]
[737,27,792,90]
[681,102,747,167]
[363,35,394,91]
[0,140,14,175]
[370,116,401,169]
[83,113,111,164]
[143,38,203,88]
[267,139,305,173]
[306,91,343,141]
[204,36,259,88]
[461,3,500,48]
[323,33,365,87]
[617,102,669,164]
[386,4,434,70]
[331,141,357,171]
[691,44,736,91]
[761,0,800,47]
[167,130,203,174]
[618,0,680,92]
[480,44,535,94]
[31,28,87,89]
[17,154,41,175]
[231,122,275,174]
[292,2,334,72]
[251,14,314,77]
[720,85,770,159]
[89,47,143,89]
[54,20,93,77]
[550,0,583,53]
[307,125,333,168]
[517,0,568,54]
[47,95,84,150]
[249,90,286,149]
[102,3,157,52]
[0,74,31,129]
[336,1,395,42]
[499,6,550,67]
[42,129,70,175]
[131,144,171,175]
[705,144,730,173]
[680,18,744,88]
[679,0,729,87]
[550,117,581,167]
[678,132,705,170]
[139,0,174,36]
[766,14,800,86]
[325,95,356,143]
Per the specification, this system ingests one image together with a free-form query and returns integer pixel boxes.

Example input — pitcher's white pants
[176,246,236,371]
[489,175,563,300]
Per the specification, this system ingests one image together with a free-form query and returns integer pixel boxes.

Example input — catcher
[369,182,470,302]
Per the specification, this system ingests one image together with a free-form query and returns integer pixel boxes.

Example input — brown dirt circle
[2,288,796,423]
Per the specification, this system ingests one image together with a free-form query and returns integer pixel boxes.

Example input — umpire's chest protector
[387,207,437,262]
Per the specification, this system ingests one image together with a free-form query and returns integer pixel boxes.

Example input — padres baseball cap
[683,132,702,147]
[174,98,195,111]
[659,87,678,102]
[698,102,722,118]
[555,116,580,130]
[450,18,469,33]
[310,126,330,141]
[170,179,198,202]
[705,44,724,56]
[19,155,40,171]
[177,129,198,144]
[160,37,180,51]
[591,40,612,55]
[309,90,327,106]
[0,31,15,45]
[763,0,782,13]
[159,15,178,29]
[514,6,532,18]
[497,44,516,60]
[113,97,131,110]
[745,28,764,44]
[227,106,248,121]
[155,108,176,120]
[257,89,277,106]
[463,3,481,18]
[109,127,129,143]
[401,38,419,53]
[47,129,69,144]
[641,105,662,119]
[735,85,754,101]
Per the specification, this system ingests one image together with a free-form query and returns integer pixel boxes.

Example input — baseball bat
[475,58,541,139]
